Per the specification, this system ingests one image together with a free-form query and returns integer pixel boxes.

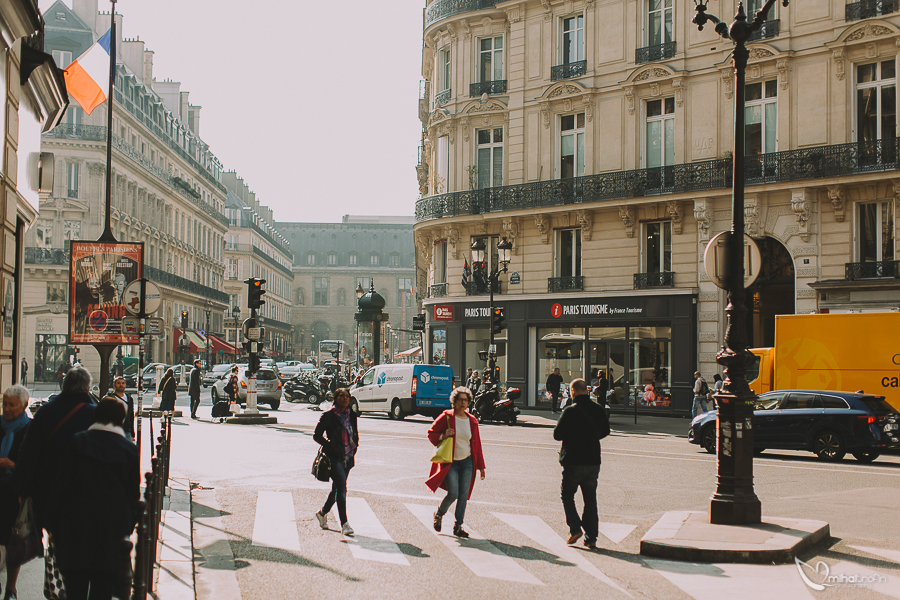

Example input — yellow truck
[749,312,900,411]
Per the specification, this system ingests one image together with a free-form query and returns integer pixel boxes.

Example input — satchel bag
[430,415,454,464]
[44,533,67,600]
[311,447,331,482]
[7,497,42,567]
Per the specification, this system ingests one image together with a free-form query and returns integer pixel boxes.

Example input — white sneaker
[341,522,354,536]
[315,510,328,530]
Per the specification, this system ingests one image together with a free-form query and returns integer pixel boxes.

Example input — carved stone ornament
[776,59,790,89]
[459,19,471,40]
[747,64,761,80]
[618,206,635,238]
[650,83,660,97]
[748,47,774,60]
[461,118,470,142]
[582,95,594,121]
[634,68,670,82]
[88,162,106,177]
[867,42,878,59]
[505,6,523,23]
[827,185,845,222]
[845,24,893,42]
[672,78,684,107]
[563,98,572,112]
[444,226,460,258]
[464,100,507,114]
[575,210,593,241]
[541,102,551,128]
[534,214,550,244]
[666,200,683,234]
[833,49,845,81]
[474,220,488,235]
[721,68,734,99]
[693,199,712,240]
[791,189,813,242]
[745,201,761,238]
[502,218,521,254]
[548,84,581,99]
[624,86,635,115]
[416,162,429,197]
[892,179,900,212]
[415,230,434,265]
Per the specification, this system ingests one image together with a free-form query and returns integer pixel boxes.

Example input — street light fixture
[355,283,365,300]
[692,0,788,526]
[470,236,512,385]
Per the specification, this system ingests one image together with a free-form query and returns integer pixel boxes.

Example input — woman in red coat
[426,387,486,537]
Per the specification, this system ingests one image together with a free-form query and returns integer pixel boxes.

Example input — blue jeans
[561,464,600,542]
[322,457,353,525]
[692,396,708,418]
[438,455,473,528]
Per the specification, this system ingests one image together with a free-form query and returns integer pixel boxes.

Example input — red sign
[433,305,455,321]
[551,303,563,318]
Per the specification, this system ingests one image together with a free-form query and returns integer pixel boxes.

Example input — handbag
[44,533,67,600]
[311,447,331,482]
[430,415,454,464]
[7,497,42,566]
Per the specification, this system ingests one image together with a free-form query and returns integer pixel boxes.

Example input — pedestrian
[465,368,475,390]
[595,370,608,404]
[711,373,724,409]
[52,398,139,599]
[56,362,66,390]
[426,386,486,538]
[159,368,177,412]
[546,367,564,414]
[189,359,202,419]
[110,376,135,442]
[1,385,32,599]
[553,378,610,550]
[471,371,481,395]
[692,371,709,418]
[19,358,27,388]
[314,388,358,536]
[225,373,239,403]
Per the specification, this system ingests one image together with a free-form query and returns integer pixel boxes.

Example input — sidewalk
[518,408,691,437]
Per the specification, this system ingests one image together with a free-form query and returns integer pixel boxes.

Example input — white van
[350,364,454,419]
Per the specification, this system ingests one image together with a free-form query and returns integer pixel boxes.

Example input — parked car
[277,365,302,382]
[688,389,900,462]
[139,362,168,390]
[203,363,234,387]
[211,367,282,410]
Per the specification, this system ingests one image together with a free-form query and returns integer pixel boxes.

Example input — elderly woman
[0,385,31,599]
[159,368,177,412]
[427,387,486,538]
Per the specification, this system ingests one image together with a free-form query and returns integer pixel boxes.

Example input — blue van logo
[377,371,387,387]
[420,372,431,384]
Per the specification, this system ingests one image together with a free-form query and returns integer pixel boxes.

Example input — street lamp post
[470,237,512,385]
[355,282,388,368]
[232,306,241,362]
[692,0,787,525]
[205,302,212,369]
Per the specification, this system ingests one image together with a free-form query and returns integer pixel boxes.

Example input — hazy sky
[54,0,426,223]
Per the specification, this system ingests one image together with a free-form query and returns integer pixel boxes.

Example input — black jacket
[546,373,564,394]
[113,392,136,439]
[314,409,358,461]
[189,366,202,396]
[553,395,610,466]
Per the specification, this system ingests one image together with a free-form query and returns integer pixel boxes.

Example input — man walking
[692,371,709,418]
[111,375,136,441]
[546,368,564,414]
[553,378,610,550]
[20,357,28,387]
[189,359,202,419]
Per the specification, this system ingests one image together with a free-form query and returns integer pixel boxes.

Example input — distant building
[277,216,416,364]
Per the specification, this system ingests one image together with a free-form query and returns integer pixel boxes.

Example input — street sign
[121,317,139,335]
[241,317,259,338]
[703,232,762,289]
[247,327,262,341]
[123,280,162,316]
[510,272,521,285]
[146,317,164,336]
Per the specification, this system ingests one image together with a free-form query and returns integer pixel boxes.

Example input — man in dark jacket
[12,367,97,530]
[111,376,136,441]
[552,378,610,550]
[546,368,564,414]
[189,359,202,419]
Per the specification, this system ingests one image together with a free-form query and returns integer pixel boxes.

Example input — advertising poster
[69,242,143,345]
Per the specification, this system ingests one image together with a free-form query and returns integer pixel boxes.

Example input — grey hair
[62,367,92,394]
[3,384,29,405]
[450,386,472,404]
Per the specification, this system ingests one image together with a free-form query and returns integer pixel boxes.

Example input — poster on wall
[2,275,14,352]
[69,242,143,345]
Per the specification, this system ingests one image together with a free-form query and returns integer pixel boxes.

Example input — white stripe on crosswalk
[849,545,900,565]
[341,497,409,565]
[405,503,543,585]
[598,522,637,544]
[251,491,301,552]
[829,561,900,599]
[492,512,633,597]
[643,559,815,600]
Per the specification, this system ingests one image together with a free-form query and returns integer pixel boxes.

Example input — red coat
[426,410,486,499]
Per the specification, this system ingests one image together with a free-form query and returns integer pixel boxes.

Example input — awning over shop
[173,328,203,354]
[394,346,422,358]
[207,333,238,355]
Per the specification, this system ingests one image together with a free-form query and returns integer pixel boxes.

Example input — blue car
[688,390,900,463]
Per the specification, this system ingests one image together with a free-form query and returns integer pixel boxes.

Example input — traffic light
[491,307,506,335]
[412,313,426,331]
[246,278,267,310]
[180,310,189,330]
[249,354,260,373]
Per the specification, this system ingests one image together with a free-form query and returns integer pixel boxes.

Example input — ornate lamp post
[470,237,512,384]
[355,283,365,367]
[355,282,389,367]
[205,300,212,368]
[692,0,788,525]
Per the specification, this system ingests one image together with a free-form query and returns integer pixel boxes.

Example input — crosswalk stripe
[492,512,633,597]
[341,497,409,566]
[829,561,900,599]
[597,522,637,544]
[849,545,900,565]
[251,491,301,552]
[405,503,544,586]
[643,559,816,600]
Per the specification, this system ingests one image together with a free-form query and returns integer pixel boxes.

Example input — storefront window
[465,327,506,384]
[35,333,68,382]
[628,328,672,409]
[536,327,584,407]
[589,327,627,407]
[431,329,447,365]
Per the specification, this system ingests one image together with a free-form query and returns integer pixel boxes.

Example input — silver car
[211,368,282,410]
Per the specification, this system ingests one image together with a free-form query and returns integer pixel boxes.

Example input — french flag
[64,29,112,115]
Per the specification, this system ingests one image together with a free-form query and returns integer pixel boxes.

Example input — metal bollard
[132,499,148,600]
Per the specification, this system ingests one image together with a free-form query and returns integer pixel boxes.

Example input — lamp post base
[710,494,761,525]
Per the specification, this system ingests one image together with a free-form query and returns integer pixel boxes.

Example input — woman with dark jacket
[159,368,177,411]
[313,388,358,536]
[0,385,32,599]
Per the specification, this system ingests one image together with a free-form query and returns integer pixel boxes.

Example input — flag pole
[98,0,117,244]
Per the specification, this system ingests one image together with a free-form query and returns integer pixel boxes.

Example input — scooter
[289,377,324,404]
[472,384,521,425]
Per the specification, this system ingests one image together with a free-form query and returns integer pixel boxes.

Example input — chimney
[73,0,98,34]
[144,50,154,87]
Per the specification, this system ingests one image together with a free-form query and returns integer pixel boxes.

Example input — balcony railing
[634,271,675,289]
[43,124,106,141]
[747,19,780,41]
[416,138,900,222]
[465,279,500,296]
[144,265,229,303]
[425,0,496,28]
[551,60,587,81]
[548,276,584,293]
[24,247,70,265]
[845,260,900,280]
[635,41,677,64]
[469,80,507,96]
[846,0,897,21]
[435,88,451,107]
[430,283,448,298]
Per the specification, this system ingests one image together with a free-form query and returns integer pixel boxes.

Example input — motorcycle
[287,373,324,404]
[472,384,521,425]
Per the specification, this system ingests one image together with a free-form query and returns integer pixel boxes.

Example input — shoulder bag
[7,497,42,567]
[312,447,331,482]
[430,414,454,464]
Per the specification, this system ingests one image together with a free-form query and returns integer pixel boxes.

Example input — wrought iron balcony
[469,80,507,96]
[747,20,780,41]
[846,0,896,21]
[24,247,70,265]
[634,271,675,289]
[435,89,451,107]
[635,42,676,64]
[465,279,500,296]
[430,283,448,298]
[425,0,496,28]
[548,276,584,293]
[550,60,587,81]
[44,124,107,141]
[845,260,900,280]
[416,138,900,222]
[145,265,229,303]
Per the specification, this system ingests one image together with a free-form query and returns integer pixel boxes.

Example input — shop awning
[394,346,422,358]
[206,334,238,355]
[173,328,203,354]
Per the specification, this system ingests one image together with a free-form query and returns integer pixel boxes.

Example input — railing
[24,247,70,265]
[634,271,675,289]
[846,0,897,21]
[548,276,584,293]
[635,41,677,64]
[43,123,106,141]
[145,265,229,303]
[465,279,500,296]
[416,139,900,222]
[258,315,293,331]
[435,88,451,107]
[470,80,507,96]
[845,260,900,280]
[430,283,448,297]
[747,19,780,41]
[425,0,496,28]
[551,60,587,81]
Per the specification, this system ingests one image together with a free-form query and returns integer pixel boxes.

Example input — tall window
[52,50,72,68]
[555,229,582,278]
[647,0,674,46]
[434,241,448,284]
[439,46,451,92]
[63,220,81,242]
[856,60,896,145]
[306,252,316,266]
[560,113,585,179]
[369,252,379,266]
[645,98,675,168]
[356,276,371,291]
[479,36,503,82]
[560,15,584,64]
[47,282,67,303]
[314,277,329,306]
[476,128,503,188]
[66,162,79,197]
[36,220,52,248]
[390,253,400,267]
[644,221,672,273]
[858,201,894,263]
[745,80,777,155]
[327,252,337,266]
[228,259,237,279]
[65,106,82,126]
[349,252,358,266]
